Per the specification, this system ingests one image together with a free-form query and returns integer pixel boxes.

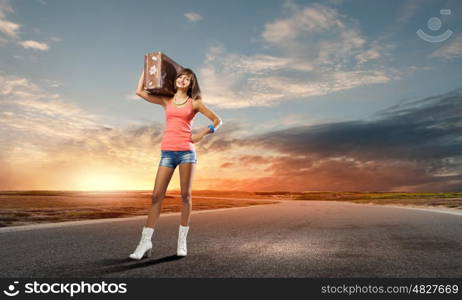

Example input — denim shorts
[159,150,197,168]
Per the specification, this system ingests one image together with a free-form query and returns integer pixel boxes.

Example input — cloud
[184,12,203,22]
[0,18,20,38]
[0,74,166,190]
[238,155,271,165]
[199,88,462,192]
[252,88,462,160]
[375,0,427,42]
[0,75,101,140]
[1,77,460,191]
[19,40,49,51]
[50,36,62,42]
[0,0,21,39]
[260,2,368,68]
[262,3,353,45]
[1,75,52,98]
[49,82,61,88]
[0,0,50,50]
[199,2,398,109]
[325,0,345,5]
[199,45,396,109]
[0,34,7,45]
[0,0,13,18]
[355,40,396,65]
[394,0,423,25]
[430,34,462,60]
[0,118,166,190]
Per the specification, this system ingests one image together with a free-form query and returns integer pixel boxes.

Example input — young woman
[129,67,222,259]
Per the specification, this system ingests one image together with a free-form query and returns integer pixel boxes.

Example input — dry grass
[1,190,461,228]
[274,191,462,209]
[0,191,277,228]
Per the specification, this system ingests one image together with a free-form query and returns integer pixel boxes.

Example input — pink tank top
[160,97,198,151]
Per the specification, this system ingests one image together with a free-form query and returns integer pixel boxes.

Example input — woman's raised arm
[135,69,167,107]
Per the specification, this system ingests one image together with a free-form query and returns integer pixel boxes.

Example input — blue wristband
[208,125,215,133]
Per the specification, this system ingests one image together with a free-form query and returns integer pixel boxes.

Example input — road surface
[0,200,461,277]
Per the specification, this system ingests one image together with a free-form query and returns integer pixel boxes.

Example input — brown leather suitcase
[144,52,184,96]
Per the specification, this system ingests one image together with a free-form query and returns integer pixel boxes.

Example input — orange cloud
[0,75,461,192]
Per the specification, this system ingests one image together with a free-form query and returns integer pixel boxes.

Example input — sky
[0,0,461,192]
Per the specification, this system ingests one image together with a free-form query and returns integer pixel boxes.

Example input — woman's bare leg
[178,162,196,226]
[145,165,175,228]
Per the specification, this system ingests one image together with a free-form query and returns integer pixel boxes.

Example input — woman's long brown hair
[173,68,202,100]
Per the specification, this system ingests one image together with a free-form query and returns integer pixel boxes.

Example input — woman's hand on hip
[191,133,204,144]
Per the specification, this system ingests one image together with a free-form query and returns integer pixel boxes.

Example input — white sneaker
[129,227,154,260]
[177,225,189,256]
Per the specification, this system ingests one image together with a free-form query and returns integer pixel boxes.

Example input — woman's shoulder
[192,96,202,103]
[192,96,201,112]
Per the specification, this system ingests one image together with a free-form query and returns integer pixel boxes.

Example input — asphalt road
[0,200,461,278]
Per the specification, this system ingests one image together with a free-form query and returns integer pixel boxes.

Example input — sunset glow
[73,171,126,191]
[0,0,461,192]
